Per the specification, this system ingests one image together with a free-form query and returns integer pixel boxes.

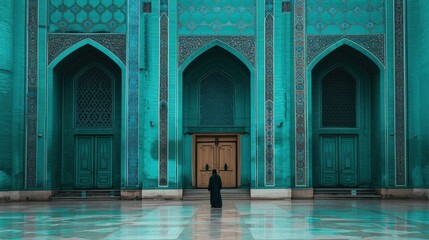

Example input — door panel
[76,136,94,188]
[320,135,357,187]
[195,136,237,188]
[339,136,357,186]
[196,142,216,188]
[96,136,113,188]
[75,135,113,189]
[320,136,338,187]
[218,142,236,188]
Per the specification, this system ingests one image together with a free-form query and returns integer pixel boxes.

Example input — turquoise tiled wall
[407,0,429,187]
[178,0,255,35]
[306,0,385,35]
[4,0,428,192]
[49,0,127,33]
[0,0,14,189]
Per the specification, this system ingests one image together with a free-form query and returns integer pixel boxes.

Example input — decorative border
[306,34,385,65]
[294,0,307,186]
[394,0,406,186]
[159,0,169,186]
[48,34,127,64]
[265,0,274,186]
[178,35,255,67]
[127,0,139,186]
[177,1,256,35]
[26,0,38,188]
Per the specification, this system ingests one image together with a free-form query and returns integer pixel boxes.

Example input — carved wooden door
[320,135,357,187]
[76,136,112,189]
[196,136,237,188]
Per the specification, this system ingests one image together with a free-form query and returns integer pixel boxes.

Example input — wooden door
[95,136,113,188]
[218,142,237,187]
[76,136,94,188]
[339,136,357,187]
[320,135,357,187]
[320,136,338,187]
[196,136,237,188]
[196,142,216,188]
[76,136,113,189]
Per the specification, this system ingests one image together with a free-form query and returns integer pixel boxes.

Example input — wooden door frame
[192,133,241,188]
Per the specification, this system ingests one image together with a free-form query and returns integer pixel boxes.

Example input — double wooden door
[75,135,113,189]
[319,135,357,187]
[196,136,237,188]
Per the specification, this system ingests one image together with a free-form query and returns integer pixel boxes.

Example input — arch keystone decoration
[306,35,385,66]
[308,39,385,72]
[48,34,126,65]
[48,39,126,69]
[178,36,256,69]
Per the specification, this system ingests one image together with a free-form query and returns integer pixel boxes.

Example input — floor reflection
[0,199,428,239]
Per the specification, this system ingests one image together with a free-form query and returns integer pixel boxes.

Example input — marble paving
[1,199,429,239]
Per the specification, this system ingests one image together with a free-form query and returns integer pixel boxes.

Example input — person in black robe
[208,169,222,208]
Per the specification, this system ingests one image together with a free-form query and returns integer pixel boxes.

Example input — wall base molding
[0,191,53,201]
[291,188,314,199]
[251,189,291,199]
[380,188,429,199]
[141,189,183,200]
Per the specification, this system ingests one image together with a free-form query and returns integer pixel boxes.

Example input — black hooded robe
[208,173,222,208]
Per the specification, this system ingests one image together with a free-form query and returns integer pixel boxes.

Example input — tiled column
[294,0,307,187]
[394,0,406,186]
[127,0,139,187]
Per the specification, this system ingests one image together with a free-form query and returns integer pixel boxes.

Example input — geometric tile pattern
[26,0,39,189]
[2,200,429,239]
[178,36,255,67]
[307,34,385,65]
[75,66,113,128]
[177,0,255,35]
[265,0,274,186]
[294,0,307,187]
[49,0,127,33]
[48,34,127,64]
[394,0,406,186]
[159,0,169,186]
[306,0,385,35]
[127,0,139,186]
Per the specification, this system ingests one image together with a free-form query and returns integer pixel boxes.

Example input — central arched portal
[183,46,250,189]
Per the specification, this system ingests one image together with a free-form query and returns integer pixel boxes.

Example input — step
[52,189,121,201]
[183,189,250,201]
[313,188,381,199]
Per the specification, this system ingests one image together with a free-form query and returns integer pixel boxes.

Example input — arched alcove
[182,46,251,189]
[183,46,250,132]
[49,45,123,189]
[310,45,383,188]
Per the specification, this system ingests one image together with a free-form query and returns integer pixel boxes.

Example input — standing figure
[208,169,222,208]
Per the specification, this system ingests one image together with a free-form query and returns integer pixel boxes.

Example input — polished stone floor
[1,199,429,239]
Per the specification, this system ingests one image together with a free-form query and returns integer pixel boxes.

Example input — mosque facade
[1,0,429,200]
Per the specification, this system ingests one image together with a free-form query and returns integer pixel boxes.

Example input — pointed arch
[179,40,254,73]
[46,38,127,190]
[48,39,126,70]
[308,38,385,72]
[178,41,256,191]
[308,39,386,189]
